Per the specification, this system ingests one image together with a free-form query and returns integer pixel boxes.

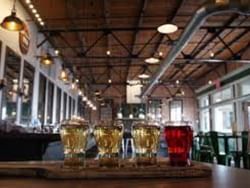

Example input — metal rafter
[65,0,96,84]
[125,0,148,80]
[171,15,241,81]
[39,25,250,33]
[193,28,249,80]
[196,31,250,80]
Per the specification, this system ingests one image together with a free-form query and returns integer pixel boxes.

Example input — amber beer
[60,118,89,168]
[132,122,160,166]
[94,121,123,167]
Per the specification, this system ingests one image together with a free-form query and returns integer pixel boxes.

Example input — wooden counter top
[0,163,249,188]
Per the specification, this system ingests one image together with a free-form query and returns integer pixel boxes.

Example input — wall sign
[19,24,30,55]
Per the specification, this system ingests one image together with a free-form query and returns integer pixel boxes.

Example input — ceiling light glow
[157,23,178,34]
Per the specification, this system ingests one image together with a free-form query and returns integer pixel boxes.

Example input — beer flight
[60,118,193,169]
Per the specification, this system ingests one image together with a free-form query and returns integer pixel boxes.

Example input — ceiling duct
[141,0,250,97]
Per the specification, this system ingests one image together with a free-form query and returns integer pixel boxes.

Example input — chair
[192,135,200,161]
[224,133,242,168]
[197,132,214,163]
[242,131,250,169]
[206,131,228,165]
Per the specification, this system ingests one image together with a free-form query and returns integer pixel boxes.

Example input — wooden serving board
[0,159,212,179]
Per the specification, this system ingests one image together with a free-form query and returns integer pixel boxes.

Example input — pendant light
[138,65,150,79]
[1,0,24,31]
[176,89,185,97]
[40,53,54,66]
[59,65,69,83]
[157,23,178,34]
[145,57,160,64]
[94,90,101,96]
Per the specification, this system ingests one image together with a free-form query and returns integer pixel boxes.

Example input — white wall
[0,0,78,126]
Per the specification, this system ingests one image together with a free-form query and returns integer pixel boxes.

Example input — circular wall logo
[19,24,30,55]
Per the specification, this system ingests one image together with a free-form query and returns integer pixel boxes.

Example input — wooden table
[0,163,249,188]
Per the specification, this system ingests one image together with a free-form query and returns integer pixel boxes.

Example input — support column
[16,58,24,125]
[0,44,6,119]
[31,63,40,123]
[52,85,57,124]
[66,94,69,119]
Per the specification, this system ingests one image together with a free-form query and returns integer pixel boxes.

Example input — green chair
[225,134,242,168]
[192,135,200,161]
[242,131,250,169]
[208,131,227,165]
[198,132,214,163]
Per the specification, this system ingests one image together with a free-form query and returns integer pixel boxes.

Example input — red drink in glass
[164,123,193,166]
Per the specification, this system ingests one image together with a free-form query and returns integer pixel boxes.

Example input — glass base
[169,153,190,166]
[99,153,120,167]
[63,152,85,169]
[135,153,157,166]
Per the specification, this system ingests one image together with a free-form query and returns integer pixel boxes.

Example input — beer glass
[60,118,89,168]
[94,120,123,167]
[164,121,193,166]
[132,121,160,166]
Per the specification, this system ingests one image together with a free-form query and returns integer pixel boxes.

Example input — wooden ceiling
[21,0,250,99]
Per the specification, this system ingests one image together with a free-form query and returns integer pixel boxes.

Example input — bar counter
[0,163,249,188]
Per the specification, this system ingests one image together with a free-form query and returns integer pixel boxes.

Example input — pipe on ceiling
[141,0,250,97]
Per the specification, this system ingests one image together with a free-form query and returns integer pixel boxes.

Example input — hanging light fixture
[97,97,103,101]
[138,65,150,79]
[71,82,77,90]
[59,66,69,83]
[94,90,101,96]
[145,57,160,64]
[176,89,185,97]
[157,23,178,34]
[1,0,24,31]
[40,53,54,66]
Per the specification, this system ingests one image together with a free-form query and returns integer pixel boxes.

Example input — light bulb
[106,50,111,56]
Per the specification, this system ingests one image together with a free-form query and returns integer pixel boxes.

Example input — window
[77,97,84,117]
[68,97,72,119]
[148,100,161,121]
[199,95,209,107]
[1,48,21,122]
[170,100,182,121]
[21,61,34,125]
[239,79,250,96]
[212,87,233,104]
[38,74,46,124]
[56,87,61,123]
[200,109,210,132]
[213,104,234,133]
[63,92,67,120]
[72,99,75,116]
[46,81,54,124]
